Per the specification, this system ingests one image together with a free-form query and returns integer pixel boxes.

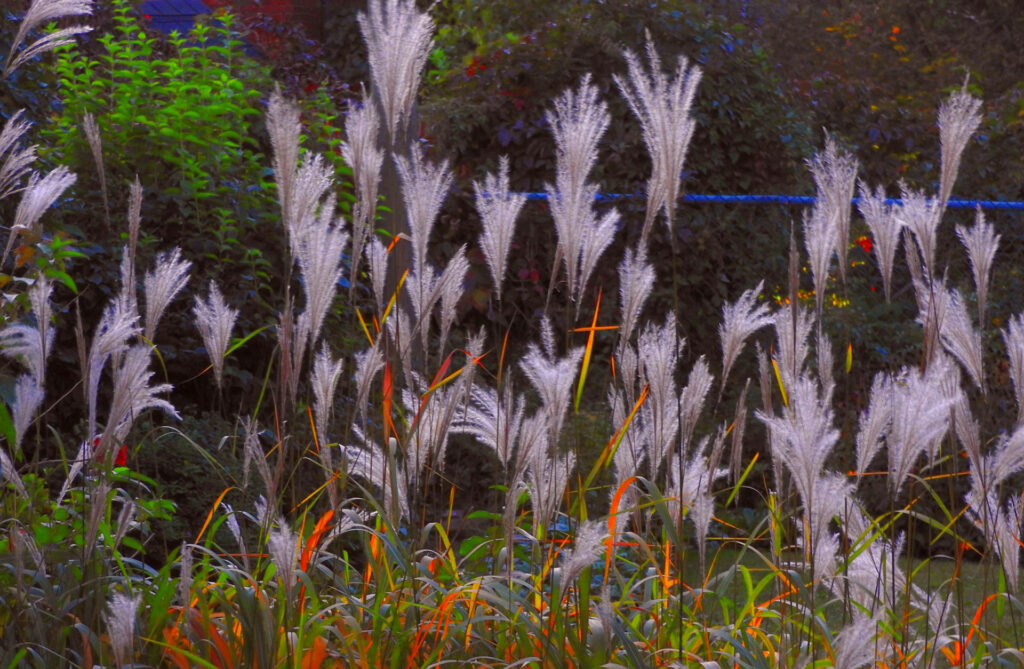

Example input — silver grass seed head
[474,156,526,303]
[341,92,384,284]
[896,185,942,278]
[4,0,93,77]
[143,247,191,341]
[87,290,140,440]
[617,245,654,344]
[856,181,903,303]
[614,33,701,240]
[358,0,433,145]
[295,203,348,348]
[1003,313,1024,425]
[311,343,345,447]
[561,520,609,588]
[266,85,302,233]
[438,245,470,355]
[807,134,858,285]
[718,281,773,392]
[11,374,44,455]
[104,590,140,668]
[366,235,389,312]
[395,144,452,279]
[802,204,835,317]
[0,110,36,200]
[4,166,76,266]
[193,281,238,391]
[937,84,982,208]
[956,207,999,326]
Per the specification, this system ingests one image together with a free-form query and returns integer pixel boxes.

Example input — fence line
[518,191,1024,210]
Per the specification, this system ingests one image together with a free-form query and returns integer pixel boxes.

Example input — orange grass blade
[355,307,375,346]
[582,384,649,491]
[300,636,329,669]
[382,361,395,441]
[606,475,638,583]
[301,509,336,572]
[574,288,602,412]
[195,487,237,544]
[381,269,409,327]
[770,357,788,406]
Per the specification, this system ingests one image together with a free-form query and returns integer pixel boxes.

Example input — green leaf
[43,268,78,293]
[0,402,17,454]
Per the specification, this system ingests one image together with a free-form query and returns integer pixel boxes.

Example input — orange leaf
[300,635,329,669]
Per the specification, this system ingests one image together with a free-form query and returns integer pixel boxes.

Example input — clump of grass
[4,1,1024,667]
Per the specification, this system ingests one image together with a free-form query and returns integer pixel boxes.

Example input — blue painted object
[139,0,211,35]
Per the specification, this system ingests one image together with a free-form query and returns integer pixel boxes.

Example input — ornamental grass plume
[0,274,54,387]
[807,134,858,285]
[666,437,725,568]
[3,0,93,78]
[956,207,999,326]
[937,284,986,393]
[856,181,903,303]
[718,280,772,393]
[311,343,344,506]
[802,203,835,319]
[614,33,701,244]
[266,86,301,233]
[474,156,526,305]
[519,339,584,445]
[193,281,238,391]
[854,372,893,477]
[86,290,139,442]
[896,184,942,279]
[560,520,609,589]
[452,378,526,470]
[616,245,655,345]
[885,360,953,496]
[395,143,453,280]
[143,247,191,341]
[294,194,349,347]
[545,74,619,308]
[103,344,177,454]
[1002,314,1024,425]
[937,83,982,209]
[103,590,140,669]
[527,447,575,536]
[0,110,35,200]
[341,92,384,295]
[82,112,109,229]
[636,316,681,474]
[677,355,713,461]
[365,235,389,312]
[358,0,433,145]
[3,165,76,267]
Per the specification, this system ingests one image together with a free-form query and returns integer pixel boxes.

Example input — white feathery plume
[0,110,35,200]
[896,185,942,278]
[103,345,177,453]
[438,245,469,354]
[718,281,772,391]
[267,519,298,594]
[474,156,525,303]
[886,362,953,495]
[856,181,903,303]
[241,417,274,499]
[614,34,701,243]
[0,445,27,498]
[0,275,54,383]
[343,429,408,521]
[358,0,433,144]
[86,290,139,442]
[294,197,349,346]
[637,316,681,475]
[803,473,853,574]
[385,305,414,382]
[395,143,452,278]
[729,379,751,485]
[807,134,858,285]
[956,207,999,326]
[4,0,93,78]
[832,615,878,669]
[617,245,655,345]
[82,112,109,229]
[1003,313,1024,425]
[773,306,815,390]
[11,374,44,455]
[666,437,726,568]
[576,207,620,311]
[353,344,385,426]
[756,375,838,520]
[545,75,614,305]
[3,166,76,266]
[266,86,301,234]
[143,247,191,341]
[854,372,893,477]
[366,235,389,311]
[937,84,982,209]
[286,153,334,259]
[452,379,526,470]
[817,332,835,399]
[952,388,982,475]
[311,343,345,448]
[104,590,139,668]
[802,203,835,317]
[341,93,384,293]
[561,520,609,588]
[931,283,986,392]
[404,266,440,353]
[520,342,584,445]
[678,356,713,460]
[193,282,237,390]
[609,387,646,526]
[527,447,575,535]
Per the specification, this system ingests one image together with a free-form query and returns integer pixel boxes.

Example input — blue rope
[520,192,1024,210]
